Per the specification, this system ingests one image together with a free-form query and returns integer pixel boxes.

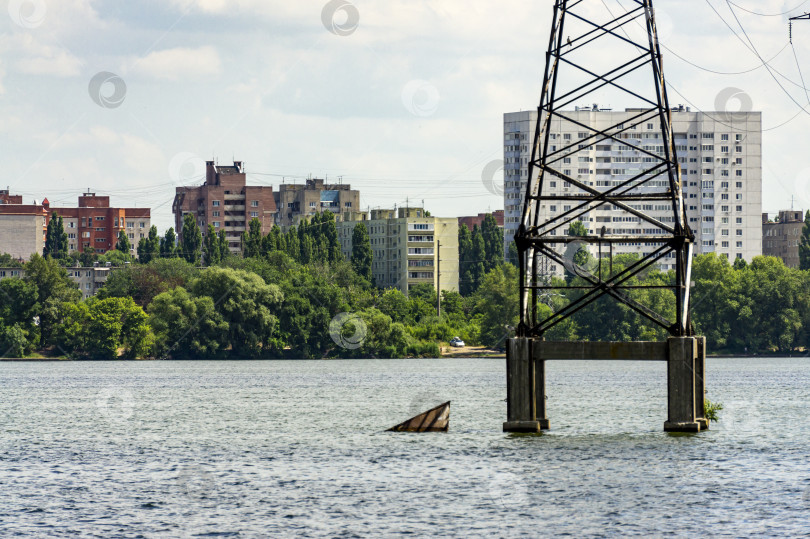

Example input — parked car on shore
[449,337,465,348]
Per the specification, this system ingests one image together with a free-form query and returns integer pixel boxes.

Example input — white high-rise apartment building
[503,107,762,273]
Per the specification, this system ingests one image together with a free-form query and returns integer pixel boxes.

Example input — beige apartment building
[762,210,805,268]
[0,207,47,261]
[337,207,459,296]
[275,178,360,227]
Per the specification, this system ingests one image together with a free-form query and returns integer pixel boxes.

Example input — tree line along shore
[1,213,809,359]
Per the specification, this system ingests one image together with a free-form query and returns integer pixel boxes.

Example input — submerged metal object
[388,401,450,432]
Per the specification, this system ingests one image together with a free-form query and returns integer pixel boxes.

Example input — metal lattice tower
[517,0,694,338]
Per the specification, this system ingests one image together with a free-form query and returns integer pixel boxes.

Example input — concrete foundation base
[664,421,703,433]
[504,337,709,433]
[503,420,549,433]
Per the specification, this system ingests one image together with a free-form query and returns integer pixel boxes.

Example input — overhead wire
[726,0,810,17]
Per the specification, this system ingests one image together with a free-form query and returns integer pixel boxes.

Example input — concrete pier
[503,337,708,433]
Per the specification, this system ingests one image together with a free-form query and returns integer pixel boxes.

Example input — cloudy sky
[2,0,810,232]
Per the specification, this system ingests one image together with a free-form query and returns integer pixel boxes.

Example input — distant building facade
[762,210,805,268]
[1,191,147,260]
[458,210,504,231]
[0,191,48,261]
[504,108,763,275]
[49,193,150,257]
[337,207,459,296]
[274,179,360,228]
[0,264,113,300]
[173,161,277,253]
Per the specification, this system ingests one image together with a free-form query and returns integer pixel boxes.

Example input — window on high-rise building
[213,200,220,207]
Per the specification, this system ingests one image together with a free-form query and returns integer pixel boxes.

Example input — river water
[0,358,809,537]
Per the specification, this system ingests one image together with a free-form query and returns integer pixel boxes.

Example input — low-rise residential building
[0,194,48,261]
[173,161,277,253]
[762,210,805,268]
[1,191,151,259]
[50,193,150,257]
[0,264,115,300]
[458,210,504,231]
[275,178,360,227]
[337,207,459,296]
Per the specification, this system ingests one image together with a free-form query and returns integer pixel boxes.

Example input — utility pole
[436,240,441,318]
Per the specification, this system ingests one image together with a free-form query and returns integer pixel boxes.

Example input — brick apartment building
[1,190,149,259]
[50,192,151,256]
[274,178,360,227]
[762,210,805,268]
[458,210,504,232]
[173,161,277,253]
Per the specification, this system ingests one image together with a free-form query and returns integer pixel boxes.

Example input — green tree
[115,230,131,254]
[285,226,300,262]
[243,218,263,259]
[0,253,23,267]
[470,225,486,293]
[800,210,810,270]
[138,226,160,264]
[217,229,230,262]
[475,264,519,348]
[190,267,284,357]
[148,287,229,359]
[43,213,68,259]
[0,278,39,352]
[180,213,202,265]
[481,214,503,272]
[350,222,373,282]
[458,224,474,296]
[204,225,221,266]
[160,228,178,258]
[85,297,154,359]
[506,240,519,267]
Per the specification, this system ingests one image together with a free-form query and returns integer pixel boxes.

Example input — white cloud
[8,34,82,77]
[129,46,222,81]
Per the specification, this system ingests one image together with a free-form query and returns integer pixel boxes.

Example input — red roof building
[48,192,151,255]
[458,210,504,231]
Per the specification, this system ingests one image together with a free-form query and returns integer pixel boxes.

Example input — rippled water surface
[1,358,809,537]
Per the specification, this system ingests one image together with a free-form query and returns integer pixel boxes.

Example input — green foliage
[99,257,197,307]
[180,214,202,265]
[0,253,23,267]
[704,399,723,422]
[506,241,518,267]
[160,228,178,259]
[98,249,134,266]
[204,224,221,266]
[242,218,263,259]
[191,267,284,357]
[475,263,519,348]
[481,213,502,273]
[0,324,30,358]
[44,213,68,260]
[115,230,131,254]
[148,287,228,359]
[800,210,810,271]
[138,226,160,264]
[56,297,153,359]
[351,222,373,282]
[459,215,507,296]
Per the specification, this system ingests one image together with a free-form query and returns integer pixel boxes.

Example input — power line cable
[726,0,810,17]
